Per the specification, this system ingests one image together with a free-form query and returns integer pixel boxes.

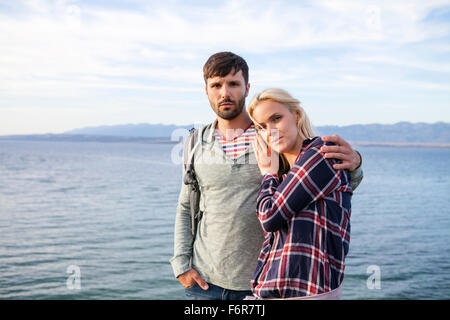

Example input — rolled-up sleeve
[350,166,363,191]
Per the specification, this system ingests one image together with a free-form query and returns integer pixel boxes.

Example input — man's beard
[212,97,246,120]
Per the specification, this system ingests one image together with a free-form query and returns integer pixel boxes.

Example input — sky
[0,0,449,135]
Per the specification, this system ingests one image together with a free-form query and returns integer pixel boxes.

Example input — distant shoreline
[0,134,175,144]
[1,121,449,148]
[351,141,450,149]
[0,134,450,148]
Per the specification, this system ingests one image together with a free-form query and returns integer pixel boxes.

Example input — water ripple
[1,142,449,299]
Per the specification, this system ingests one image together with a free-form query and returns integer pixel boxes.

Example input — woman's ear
[295,110,301,124]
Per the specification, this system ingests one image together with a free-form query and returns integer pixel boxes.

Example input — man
[170,52,363,300]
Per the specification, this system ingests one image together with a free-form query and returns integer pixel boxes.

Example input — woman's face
[252,100,300,155]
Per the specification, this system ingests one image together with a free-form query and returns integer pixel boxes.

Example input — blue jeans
[185,282,253,300]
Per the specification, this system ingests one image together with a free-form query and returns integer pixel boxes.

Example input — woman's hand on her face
[252,131,279,175]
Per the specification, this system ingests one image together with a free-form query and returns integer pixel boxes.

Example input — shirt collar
[204,119,218,144]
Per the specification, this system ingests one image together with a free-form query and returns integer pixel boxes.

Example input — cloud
[0,0,449,133]
[353,55,450,73]
[2,0,449,75]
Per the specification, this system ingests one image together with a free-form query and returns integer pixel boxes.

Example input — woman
[248,88,352,299]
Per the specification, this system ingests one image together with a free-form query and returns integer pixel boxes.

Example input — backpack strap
[183,127,203,238]
[183,128,199,190]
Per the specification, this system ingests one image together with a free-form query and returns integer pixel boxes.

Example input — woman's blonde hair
[248,88,315,141]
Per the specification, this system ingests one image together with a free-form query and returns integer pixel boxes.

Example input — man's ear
[245,82,250,97]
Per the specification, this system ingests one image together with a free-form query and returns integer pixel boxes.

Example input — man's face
[205,69,250,120]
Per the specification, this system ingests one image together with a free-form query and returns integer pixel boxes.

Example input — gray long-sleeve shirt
[170,121,363,290]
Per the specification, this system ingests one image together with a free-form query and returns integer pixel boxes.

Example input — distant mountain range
[1,122,449,146]
[66,121,450,143]
[314,122,450,143]
[67,123,194,138]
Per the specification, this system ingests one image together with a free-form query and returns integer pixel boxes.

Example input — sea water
[0,141,449,299]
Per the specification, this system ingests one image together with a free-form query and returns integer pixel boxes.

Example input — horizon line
[0,120,448,137]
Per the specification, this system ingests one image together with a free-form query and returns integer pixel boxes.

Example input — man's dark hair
[203,52,249,84]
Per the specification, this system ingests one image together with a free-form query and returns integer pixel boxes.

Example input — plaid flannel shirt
[251,137,353,298]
